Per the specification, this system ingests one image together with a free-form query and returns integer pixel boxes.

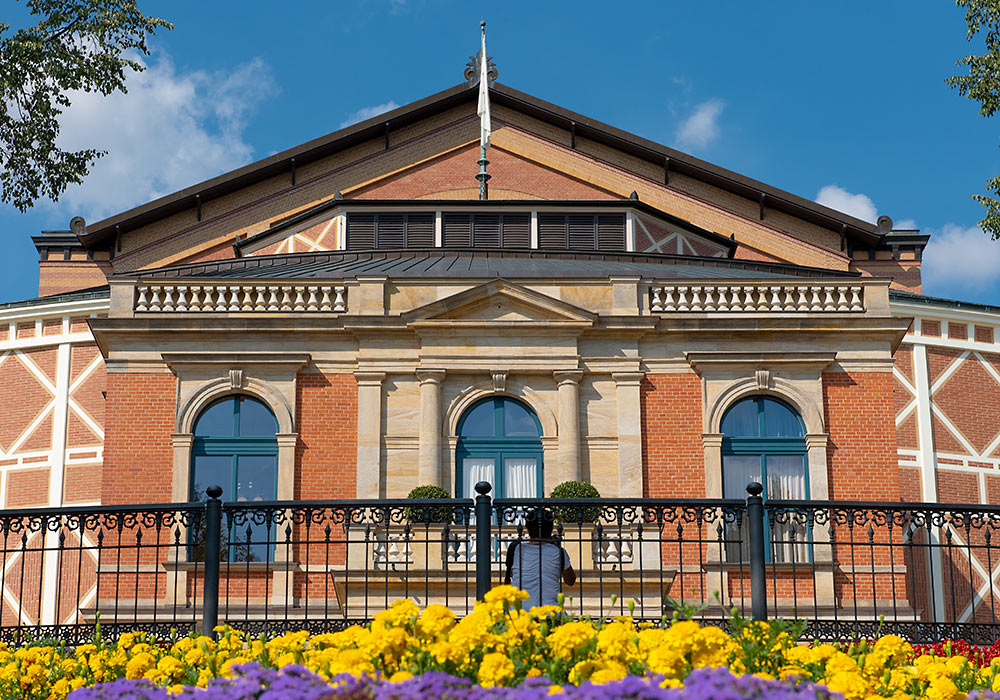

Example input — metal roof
[890,290,1000,315]
[131,249,858,281]
[0,286,110,312]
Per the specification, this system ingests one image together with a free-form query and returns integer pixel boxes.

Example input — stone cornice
[686,351,837,376]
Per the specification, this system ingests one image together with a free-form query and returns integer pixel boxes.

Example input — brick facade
[640,374,704,498]
[101,372,176,504]
[823,371,899,500]
[295,372,358,499]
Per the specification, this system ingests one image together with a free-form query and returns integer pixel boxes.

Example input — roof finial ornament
[465,24,498,87]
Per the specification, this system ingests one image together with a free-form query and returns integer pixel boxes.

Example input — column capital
[612,371,645,386]
[416,368,446,384]
[354,370,386,386]
[553,370,583,385]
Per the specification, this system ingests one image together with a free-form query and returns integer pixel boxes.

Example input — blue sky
[2,1,999,304]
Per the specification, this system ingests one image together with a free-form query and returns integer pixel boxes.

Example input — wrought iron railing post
[746,481,767,621]
[474,481,492,600]
[201,485,223,636]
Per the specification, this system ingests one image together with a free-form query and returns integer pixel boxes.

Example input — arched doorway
[455,396,543,499]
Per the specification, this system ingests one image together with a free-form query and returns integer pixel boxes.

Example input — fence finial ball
[206,485,224,500]
[746,481,763,497]
[474,481,492,496]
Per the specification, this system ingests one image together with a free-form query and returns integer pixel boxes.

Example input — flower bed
[0,586,996,699]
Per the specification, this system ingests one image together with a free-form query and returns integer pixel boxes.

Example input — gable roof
[77,82,884,250]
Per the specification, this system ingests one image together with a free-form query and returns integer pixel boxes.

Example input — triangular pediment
[403,280,596,326]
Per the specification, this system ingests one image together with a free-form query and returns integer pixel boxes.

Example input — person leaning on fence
[504,507,576,609]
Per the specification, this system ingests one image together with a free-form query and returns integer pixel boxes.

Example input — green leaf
[0,1,172,211]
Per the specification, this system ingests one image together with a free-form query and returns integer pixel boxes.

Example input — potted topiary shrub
[404,485,453,524]
[550,480,602,524]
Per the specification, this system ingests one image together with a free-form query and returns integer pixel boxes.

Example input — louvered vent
[473,214,501,247]
[501,214,530,248]
[538,214,567,248]
[568,214,597,250]
[376,214,405,248]
[443,214,472,247]
[597,214,626,251]
[347,214,375,249]
[406,213,435,247]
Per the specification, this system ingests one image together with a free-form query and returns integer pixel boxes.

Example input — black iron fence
[0,482,997,644]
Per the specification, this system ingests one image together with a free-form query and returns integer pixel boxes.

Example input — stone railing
[134,282,347,313]
[649,282,863,313]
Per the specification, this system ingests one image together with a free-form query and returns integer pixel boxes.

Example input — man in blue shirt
[504,508,576,609]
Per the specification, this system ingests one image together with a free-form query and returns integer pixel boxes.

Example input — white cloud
[675,98,724,150]
[815,185,878,224]
[922,224,1000,299]
[339,101,400,129]
[51,49,276,221]
[894,218,918,230]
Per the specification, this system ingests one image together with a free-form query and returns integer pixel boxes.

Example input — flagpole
[476,21,491,201]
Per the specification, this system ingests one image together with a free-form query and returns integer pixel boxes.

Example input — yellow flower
[596,621,639,664]
[824,670,869,700]
[547,621,595,660]
[417,604,456,639]
[483,585,530,609]
[388,670,413,682]
[479,652,515,687]
[568,659,627,685]
[124,651,155,680]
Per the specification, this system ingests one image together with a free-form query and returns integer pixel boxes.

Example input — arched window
[456,397,543,499]
[190,396,279,503]
[722,396,808,562]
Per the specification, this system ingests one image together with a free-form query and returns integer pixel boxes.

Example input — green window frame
[455,397,544,499]
[190,396,278,562]
[721,396,809,563]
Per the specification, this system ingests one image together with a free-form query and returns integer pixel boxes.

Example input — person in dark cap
[504,507,576,609]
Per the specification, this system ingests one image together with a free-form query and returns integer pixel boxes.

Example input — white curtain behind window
[503,458,538,499]
[767,455,808,563]
[462,458,495,500]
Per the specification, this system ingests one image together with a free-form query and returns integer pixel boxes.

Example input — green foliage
[549,480,601,523]
[405,485,453,523]
[948,0,1000,239]
[726,607,807,678]
[0,1,172,211]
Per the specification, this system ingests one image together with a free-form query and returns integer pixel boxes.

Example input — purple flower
[68,679,170,700]
[71,665,844,700]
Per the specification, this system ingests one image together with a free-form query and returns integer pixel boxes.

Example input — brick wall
[640,374,704,498]
[295,373,357,499]
[38,261,111,297]
[823,371,899,500]
[353,142,616,200]
[101,373,176,504]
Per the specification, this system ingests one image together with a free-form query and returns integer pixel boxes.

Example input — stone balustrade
[134,282,347,313]
[649,282,864,313]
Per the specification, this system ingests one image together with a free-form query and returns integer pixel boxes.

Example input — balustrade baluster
[333,286,347,312]
[650,286,664,312]
[849,286,863,311]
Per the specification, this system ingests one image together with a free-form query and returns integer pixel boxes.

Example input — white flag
[477,26,491,151]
